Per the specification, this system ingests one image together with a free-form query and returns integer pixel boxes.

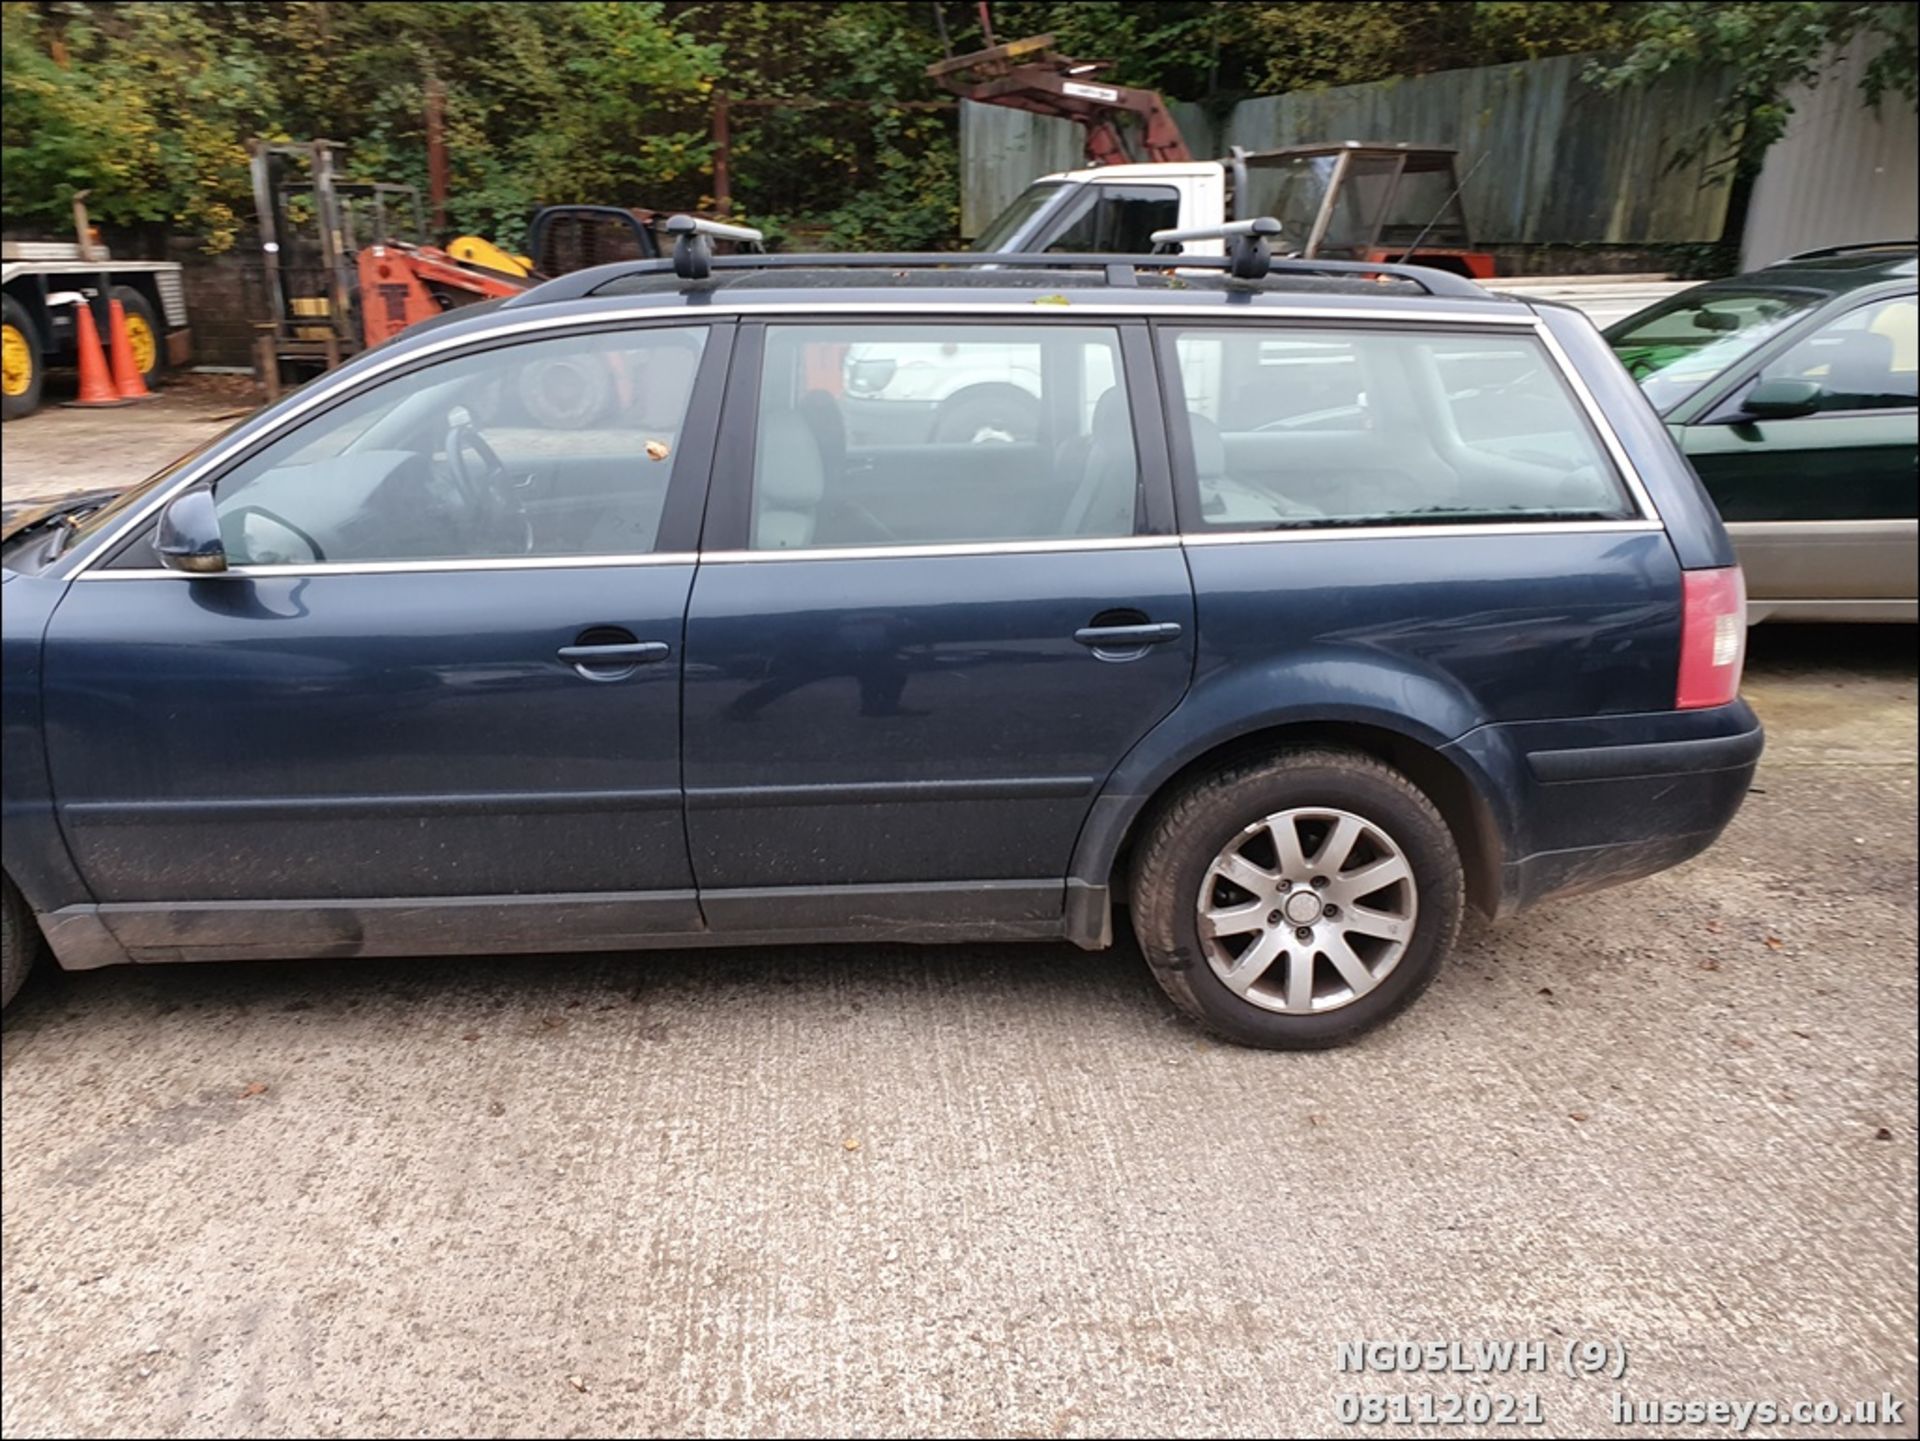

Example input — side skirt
[40,881,1096,968]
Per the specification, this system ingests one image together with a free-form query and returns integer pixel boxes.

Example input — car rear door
[1681,292,1918,609]
[679,316,1194,938]
[42,319,729,958]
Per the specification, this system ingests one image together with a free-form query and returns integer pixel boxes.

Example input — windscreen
[1607,289,1823,413]
[970,182,1069,252]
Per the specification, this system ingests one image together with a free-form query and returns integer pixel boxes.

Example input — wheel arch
[1076,715,1508,927]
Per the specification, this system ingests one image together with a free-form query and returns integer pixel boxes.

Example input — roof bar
[665,214,767,280]
[1150,216,1282,280]
[502,215,1494,305]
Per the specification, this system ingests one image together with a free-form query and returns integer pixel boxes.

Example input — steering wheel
[445,421,532,554]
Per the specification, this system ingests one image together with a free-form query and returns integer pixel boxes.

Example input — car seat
[752,412,826,549]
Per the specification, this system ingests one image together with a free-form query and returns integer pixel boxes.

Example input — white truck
[967,145,1692,328]
[3,238,190,420]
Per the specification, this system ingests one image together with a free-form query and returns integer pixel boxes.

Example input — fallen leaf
[1874,1127,1893,1141]
[1569,1112,1589,1123]
[1705,920,1724,933]
[842,1137,861,1152]
[462,1031,481,1043]
[1307,1114,1323,1128]
[1537,986,1554,997]
[1764,936,1784,950]
[237,1082,268,1099]
[1731,1035,1755,1050]
[567,1374,588,1393]
[1699,957,1721,971]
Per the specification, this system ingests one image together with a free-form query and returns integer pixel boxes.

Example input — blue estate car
[0,220,1762,1048]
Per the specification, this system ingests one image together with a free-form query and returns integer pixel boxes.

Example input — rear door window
[748,324,1140,549]
[1164,326,1633,530]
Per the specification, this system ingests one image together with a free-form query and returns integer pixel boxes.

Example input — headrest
[755,411,825,507]
[1186,411,1226,479]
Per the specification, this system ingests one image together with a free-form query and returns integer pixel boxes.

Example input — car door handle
[557,641,670,664]
[1073,622,1183,647]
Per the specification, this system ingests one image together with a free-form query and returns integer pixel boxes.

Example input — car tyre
[110,285,164,391]
[1130,749,1463,1049]
[2,874,41,1013]
[3,295,45,422]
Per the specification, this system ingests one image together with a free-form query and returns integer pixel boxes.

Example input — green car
[1606,242,1917,622]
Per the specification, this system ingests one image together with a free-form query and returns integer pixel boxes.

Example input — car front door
[42,320,730,959]
[1681,292,1918,611]
[680,318,1195,938]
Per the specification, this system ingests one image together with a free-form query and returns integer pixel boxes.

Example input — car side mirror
[155,489,228,574]
[1740,377,1822,420]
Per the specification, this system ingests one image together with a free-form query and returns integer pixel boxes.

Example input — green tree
[1590,1,1919,172]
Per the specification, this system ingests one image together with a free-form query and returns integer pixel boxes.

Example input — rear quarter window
[1164,326,1634,531]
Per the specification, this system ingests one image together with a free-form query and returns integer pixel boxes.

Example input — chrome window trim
[700,535,1181,564]
[65,297,1615,580]
[78,552,697,581]
[713,300,1534,325]
[78,520,1668,580]
[1177,518,1663,547]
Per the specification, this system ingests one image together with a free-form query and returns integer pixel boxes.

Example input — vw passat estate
[0,217,1762,1048]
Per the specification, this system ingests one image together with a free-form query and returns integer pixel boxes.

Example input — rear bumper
[1444,700,1764,916]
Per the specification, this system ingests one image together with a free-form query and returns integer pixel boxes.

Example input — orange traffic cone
[107,298,155,401]
[65,300,131,408]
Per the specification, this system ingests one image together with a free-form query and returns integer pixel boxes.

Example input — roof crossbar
[502,214,1494,306]
[1149,217,1281,280]
[665,214,766,280]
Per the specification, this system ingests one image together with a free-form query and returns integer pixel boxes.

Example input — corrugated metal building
[962,47,1917,262]
[1740,37,1920,268]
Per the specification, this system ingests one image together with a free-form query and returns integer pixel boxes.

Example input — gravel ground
[1,625,1914,1439]
[2,375,1915,1437]
[1,373,258,512]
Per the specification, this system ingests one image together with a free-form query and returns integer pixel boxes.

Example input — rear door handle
[557,641,670,664]
[558,640,670,680]
[1073,622,1183,647]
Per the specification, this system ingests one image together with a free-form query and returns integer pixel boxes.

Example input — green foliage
[1590,2,1919,172]
[6,1,1913,254]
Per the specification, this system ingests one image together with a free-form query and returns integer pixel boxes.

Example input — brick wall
[167,239,260,369]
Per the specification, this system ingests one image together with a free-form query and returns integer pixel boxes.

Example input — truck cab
[972,143,1493,279]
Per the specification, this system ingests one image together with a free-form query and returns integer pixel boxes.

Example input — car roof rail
[500,213,1496,307]
[1774,239,1919,263]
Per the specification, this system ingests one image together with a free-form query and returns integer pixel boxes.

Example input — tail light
[1676,567,1747,709]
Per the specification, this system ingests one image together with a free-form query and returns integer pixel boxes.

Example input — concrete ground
[2,391,1915,1436]
[1,372,259,512]
[1,623,1914,1439]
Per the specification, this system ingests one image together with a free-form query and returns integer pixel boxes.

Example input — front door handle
[558,641,670,664]
[558,639,669,680]
[1073,621,1183,648]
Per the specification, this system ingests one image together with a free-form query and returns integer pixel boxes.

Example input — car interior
[1175,330,1631,526]
[751,328,1142,548]
[208,331,700,566]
